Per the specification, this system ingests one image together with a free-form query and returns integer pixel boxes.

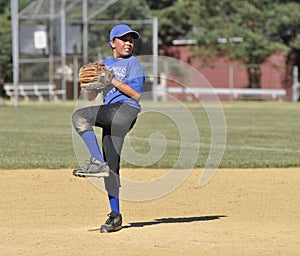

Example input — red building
[159,45,291,101]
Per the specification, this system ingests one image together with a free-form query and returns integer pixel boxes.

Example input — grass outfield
[0,100,299,169]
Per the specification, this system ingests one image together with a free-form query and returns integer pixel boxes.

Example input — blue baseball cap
[109,24,140,40]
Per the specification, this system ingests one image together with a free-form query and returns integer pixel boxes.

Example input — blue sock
[108,189,120,215]
[81,130,104,162]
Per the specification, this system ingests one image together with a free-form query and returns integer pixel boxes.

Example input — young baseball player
[72,24,146,233]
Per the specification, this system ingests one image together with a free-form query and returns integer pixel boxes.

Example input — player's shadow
[122,215,226,229]
[88,215,226,232]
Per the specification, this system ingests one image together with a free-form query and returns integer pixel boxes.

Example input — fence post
[292,66,300,102]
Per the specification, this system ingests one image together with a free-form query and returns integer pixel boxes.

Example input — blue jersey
[103,55,146,111]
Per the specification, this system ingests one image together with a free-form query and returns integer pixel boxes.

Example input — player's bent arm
[111,77,141,101]
[85,89,98,101]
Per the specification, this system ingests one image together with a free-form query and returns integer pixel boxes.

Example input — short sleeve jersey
[103,55,146,111]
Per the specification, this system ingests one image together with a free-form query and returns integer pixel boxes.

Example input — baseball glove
[79,63,113,91]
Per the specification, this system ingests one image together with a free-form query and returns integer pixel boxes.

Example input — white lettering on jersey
[111,66,127,81]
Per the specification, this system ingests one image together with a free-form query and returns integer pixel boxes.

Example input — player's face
[110,34,135,59]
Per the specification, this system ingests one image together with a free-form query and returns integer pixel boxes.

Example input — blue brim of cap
[108,30,140,47]
[116,31,140,39]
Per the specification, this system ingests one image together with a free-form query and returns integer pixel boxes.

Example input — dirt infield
[1,168,299,256]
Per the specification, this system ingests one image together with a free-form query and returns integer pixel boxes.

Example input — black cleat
[100,211,122,233]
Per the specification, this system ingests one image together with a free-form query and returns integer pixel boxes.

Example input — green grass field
[0,100,299,169]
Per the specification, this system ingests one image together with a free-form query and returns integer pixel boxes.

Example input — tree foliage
[0,0,32,81]
[0,0,12,80]
[149,0,195,45]
[1,0,300,87]
[147,0,300,88]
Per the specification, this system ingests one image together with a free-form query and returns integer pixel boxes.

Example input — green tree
[149,0,194,46]
[0,0,12,81]
[190,0,300,88]
[147,0,300,88]
[0,0,32,82]
[2,0,300,88]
